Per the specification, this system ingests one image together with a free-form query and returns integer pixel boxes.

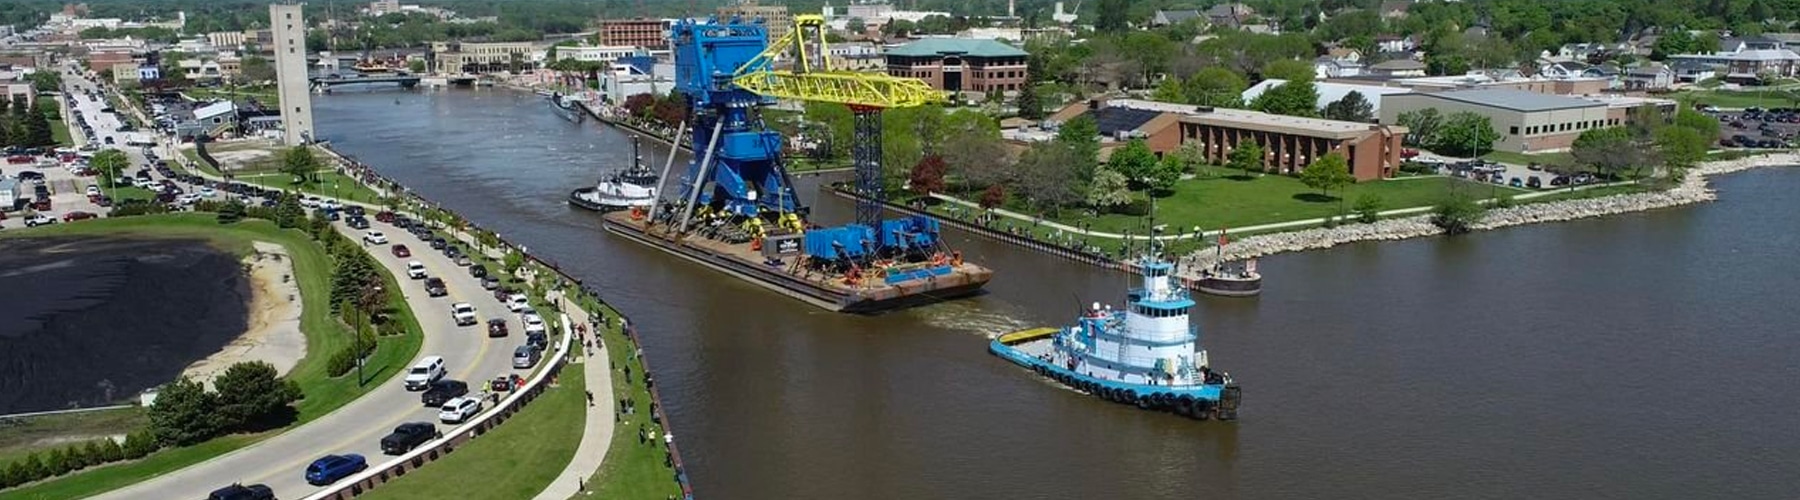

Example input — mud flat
[0,237,250,414]
[1184,153,1800,269]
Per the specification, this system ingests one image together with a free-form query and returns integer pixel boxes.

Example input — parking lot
[1409,153,1603,192]
[1711,106,1800,149]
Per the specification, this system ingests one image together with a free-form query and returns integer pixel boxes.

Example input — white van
[403,356,447,390]
[407,261,427,279]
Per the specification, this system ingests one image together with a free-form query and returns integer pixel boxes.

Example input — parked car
[506,293,529,312]
[490,374,521,392]
[363,231,388,245]
[454,255,472,267]
[392,244,411,258]
[469,264,488,278]
[206,483,275,500]
[522,313,547,336]
[375,210,396,223]
[420,380,469,407]
[379,422,440,455]
[1508,177,1524,187]
[1526,176,1542,189]
[62,211,98,222]
[429,237,447,250]
[438,397,483,424]
[451,302,477,326]
[304,454,367,485]
[526,331,548,351]
[346,216,370,230]
[24,214,55,227]
[425,277,448,297]
[487,318,509,337]
[481,275,500,290]
[512,345,542,369]
[403,356,447,391]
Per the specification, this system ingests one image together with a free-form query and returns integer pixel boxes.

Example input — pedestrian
[586,390,594,407]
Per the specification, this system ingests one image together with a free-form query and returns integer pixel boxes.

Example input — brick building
[718,0,791,40]
[1181,107,1407,181]
[885,38,1028,95]
[599,18,670,49]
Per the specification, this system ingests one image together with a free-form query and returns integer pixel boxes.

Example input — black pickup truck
[380,422,440,455]
[420,379,468,407]
[425,277,448,297]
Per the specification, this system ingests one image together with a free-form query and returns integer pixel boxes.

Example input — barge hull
[602,213,988,313]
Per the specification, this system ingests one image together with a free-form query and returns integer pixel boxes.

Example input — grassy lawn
[358,364,587,500]
[576,299,684,500]
[49,116,72,146]
[232,170,385,205]
[0,214,424,500]
[0,408,147,469]
[1674,89,1800,109]
[788,157,853,172]
[183,86,277,104]
[1480,150,1575,168]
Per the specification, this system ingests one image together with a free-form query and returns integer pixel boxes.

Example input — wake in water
[914,299,1035,339]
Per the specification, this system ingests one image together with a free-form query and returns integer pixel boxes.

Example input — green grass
[1480,150,1574,168]
[49,116,72,146]
[230,170,384,205]
[1674,89,1800,109]
[1517,183,1649,204]
[577,300,683,500]
[787,157,853,172]
[183,86,277,104]
[358,364,587,500]
[0,408,147,469]
[0,214,424,500]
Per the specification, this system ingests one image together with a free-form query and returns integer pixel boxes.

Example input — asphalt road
[64,69,539,499]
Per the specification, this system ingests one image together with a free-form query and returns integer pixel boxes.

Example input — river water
[315,88,1800,499]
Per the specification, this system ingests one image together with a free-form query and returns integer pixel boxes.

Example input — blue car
[304,454,368,485]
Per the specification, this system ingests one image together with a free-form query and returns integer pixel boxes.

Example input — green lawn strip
[106,185,157,202]
[578,300,683,500]
[0,408,147,469]
[179,148,222,177]
[357,363,586,500]
[0,214,423,499]
[232,170,383,205]
[49,116,72,146]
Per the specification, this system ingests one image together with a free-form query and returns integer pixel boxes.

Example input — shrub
[108,199,171,217]
[1431,194,1488,235]
[17,453,46,484]
[325,333,376,377]
[1112,195,1153,216]
[214,361,303,429]
[122,429,159,459]
[100,437,125,462]
[148,377,222,447]
[43,447,70,477]
[1,460,22,488]
[1494,194,1516,208]
[1354,193,1384,224]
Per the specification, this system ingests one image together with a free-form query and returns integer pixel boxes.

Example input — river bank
[179,241,306,386]
[1182,152,1799,269]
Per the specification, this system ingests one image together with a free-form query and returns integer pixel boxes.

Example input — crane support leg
[647,119,688,223]
[679,119,727,234]
[851,105,884,234]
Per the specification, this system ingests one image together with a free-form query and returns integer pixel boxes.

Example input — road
[53,68,540,499]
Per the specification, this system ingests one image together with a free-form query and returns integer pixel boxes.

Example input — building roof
[1368,59,1426,71]
[1178,106,1398,139]
[192,100,236,120]
[1628,63,1671,76]
[1410,88,1601,112]
[1155,10,1202,23]
[1672,49,1800,62]
[885,38,1026,58]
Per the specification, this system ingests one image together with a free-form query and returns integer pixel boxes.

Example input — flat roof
[1403,89,1602,112]
[886,38,1028,58]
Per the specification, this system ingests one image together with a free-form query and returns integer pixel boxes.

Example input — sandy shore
[181,241,306,386]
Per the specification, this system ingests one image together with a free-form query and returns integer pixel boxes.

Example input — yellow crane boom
[731,14,946,108]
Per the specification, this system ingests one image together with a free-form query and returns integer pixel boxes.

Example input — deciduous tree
[280,146,321,184]
[1432,112,1501,157]
[908,154,948,195]
[1182,67,1247,108]
[1105,138,1157,186]
[1251,78,1319,117]
[1226,141,1265,177]
[979,184,1005,210]
[1086,166,1133,210]
[1397,108,1443,147]
[1014,142,1083,215]
[1300,153,1355,198]
[1322,91,1374,123]
[215,361,303,430]
[1056,115,1101,180]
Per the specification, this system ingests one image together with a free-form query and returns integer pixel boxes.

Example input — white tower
[271,4,315,146]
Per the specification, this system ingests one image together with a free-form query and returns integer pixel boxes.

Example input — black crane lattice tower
[851,105,885,236]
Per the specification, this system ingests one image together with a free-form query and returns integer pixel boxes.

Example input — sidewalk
[535,290,616,500]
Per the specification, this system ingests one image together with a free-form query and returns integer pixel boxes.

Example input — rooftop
[1094,99,1391,139]
[1408,89,1602,112]
[1369,59,1426,70]
[885,38,1026,58]
[1671,49,1800,61]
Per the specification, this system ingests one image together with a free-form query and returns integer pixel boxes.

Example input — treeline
[0,96,58,150]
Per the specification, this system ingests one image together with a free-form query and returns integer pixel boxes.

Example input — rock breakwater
[1184,152,1799,269]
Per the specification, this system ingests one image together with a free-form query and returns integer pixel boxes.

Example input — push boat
[569,135,659,212]
[991,256,1241,420]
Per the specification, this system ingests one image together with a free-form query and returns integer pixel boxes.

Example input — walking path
[533,290,616,500]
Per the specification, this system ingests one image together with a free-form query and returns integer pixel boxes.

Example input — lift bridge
[657,14,948,263]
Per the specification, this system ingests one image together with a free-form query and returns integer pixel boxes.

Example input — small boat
[1192,259,1261,297]
[990,252,1242,421]
[569,135,659,212]
[547,92,583,121]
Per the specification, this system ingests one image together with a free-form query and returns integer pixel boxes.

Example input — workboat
[570,135,658,212]
[546,92,584,121]
[991,255,1241,420]
[1192,259,1261,297]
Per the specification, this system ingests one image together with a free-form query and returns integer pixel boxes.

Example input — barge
[602,210,992,313]
[991,256,1241,420]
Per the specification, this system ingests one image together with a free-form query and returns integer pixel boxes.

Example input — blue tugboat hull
[990,335,1240,420]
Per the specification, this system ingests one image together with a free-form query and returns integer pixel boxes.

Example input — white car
[451,302,477,326]
[406,260,427,279]
[506,294,529,312]
[24,214,56,227]
[85,185,100,196]
[320,199,341,211]
[437,397,483,424]
[176,193,202,205]
[299,197,320,208]
[363,231,388,245]
[199,186,216,198]
[521,313,546,334]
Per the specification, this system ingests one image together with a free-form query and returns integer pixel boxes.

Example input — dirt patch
[203,139,284,172]
[180,241,306,387]
[0,237,250,414]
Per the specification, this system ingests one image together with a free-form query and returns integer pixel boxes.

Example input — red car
[6,155,34,164]
[63,211,98,222]
[392,244,411,258]
[375,210,396,223]
[1400,148,1420,159]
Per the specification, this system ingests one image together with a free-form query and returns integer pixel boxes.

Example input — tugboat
[569,135,659,212]
[990,251,1242,420]
[547,92,584,122]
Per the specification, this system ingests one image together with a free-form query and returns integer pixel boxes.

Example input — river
[314,87,1800,499]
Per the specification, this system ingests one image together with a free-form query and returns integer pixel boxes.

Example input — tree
[330,250,378,309]
[148,377,221,447]
[239,55,276,83]
[1086,166,1133,210]
[44,447,69,477]
[1260,59,1315,82]
[99,437,125,462]
[1013,142,1083,214]
[408,59,427,73]
[1672,108,1720,139]
[1431,193,1488,235]
[1014,83,1044,120]
[943,132,1010,189]
[19,98,54,147]
[18,453,46,483]
[214,361,303,430]
[503,250,526,278]
[1056,115,1101,180]
[1106,138,1157,186]
[1182,67,1248,108]
[1095,0,1131,33]
[1654,125,1708,178]
[90,149,130,187]
[1148,154,1184,194]
[1353,193,1384,223]
[280,146,321,184]
[2,458,25,487]
[1226,141,1265,177]
[1152,77,1185,103]
[1571,126,1640,178]
[1299,153,1355,198]
[1251,78,1319,117]
[1397,108,1443,147]
[847,17,866,34]
[122,428,159,459]
[979,184,1006,210]
[273,194,306,229]
[1322,91,1374,123]
[27,70,61,92]
[908,154,948,195]
[1432,111,1501,157]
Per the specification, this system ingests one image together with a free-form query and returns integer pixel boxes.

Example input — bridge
[308,74,420,91]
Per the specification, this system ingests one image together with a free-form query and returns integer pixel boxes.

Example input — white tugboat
[570,135,659,212]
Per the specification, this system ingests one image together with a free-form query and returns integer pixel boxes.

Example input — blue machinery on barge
[991,257,1242,420]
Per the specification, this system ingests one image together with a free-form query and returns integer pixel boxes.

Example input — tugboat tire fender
[1123,389,1138,403]
[1176,395,1196,417]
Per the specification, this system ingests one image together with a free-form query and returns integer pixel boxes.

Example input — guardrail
[299,312,575,500]
[0,404,135,420]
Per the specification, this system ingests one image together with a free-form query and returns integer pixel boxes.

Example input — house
[1326,47,1363,63]
[1375,35,1417,54]
[1624,63,1675,90]
[174,100,238,140]
[1314,56,1364,79]
[177,58,223,81]
[1719,36,1784,53]
[1557,42,1629,62]
[1379,0,1411,19]
[1205,3,1256,29]
[1669,49,1800,83]
[1582,65,1623,89]
[1151,10,1202,27]
[1241,24,1278,35]
[1670,59,1718,83]
[1366,59,1427,77]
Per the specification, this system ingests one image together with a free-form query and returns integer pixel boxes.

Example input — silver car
[511,345,542,369]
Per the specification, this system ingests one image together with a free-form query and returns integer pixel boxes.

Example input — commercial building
[1668,49,1800,83]
[271,4,314,145]
[431,41,538,74]
[828,42,884,71]
[1379,89,1616,153]
[718,0,792,40]
[84,49,135,73]
[599,18,670,49]
[554,44,640,65]
[885,38,1028,95]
